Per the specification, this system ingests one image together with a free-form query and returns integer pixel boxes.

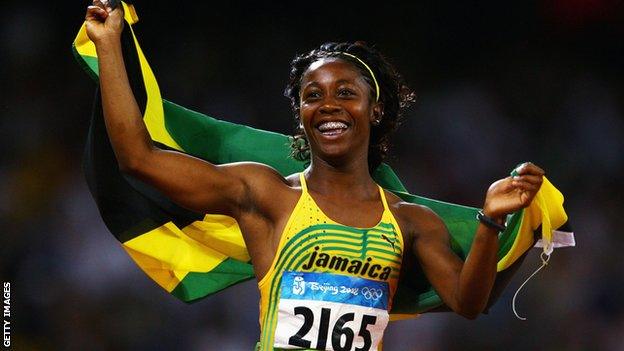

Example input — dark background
[1,0,623,350]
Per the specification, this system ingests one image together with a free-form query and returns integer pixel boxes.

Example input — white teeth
[318,121,348,131]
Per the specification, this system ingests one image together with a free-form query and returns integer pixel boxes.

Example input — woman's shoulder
[224,162,297,188]
[224,162,302,212]
[382,189,446,237]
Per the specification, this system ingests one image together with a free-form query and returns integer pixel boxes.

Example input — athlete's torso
[257,173,404,351]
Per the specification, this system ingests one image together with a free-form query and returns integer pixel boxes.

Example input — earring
[372,119,381,126]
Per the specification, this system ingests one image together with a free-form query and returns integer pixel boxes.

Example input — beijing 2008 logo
[361,287,383,300]
[292,275,305,295]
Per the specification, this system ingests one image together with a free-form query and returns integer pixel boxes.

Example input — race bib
[274,272,389,351]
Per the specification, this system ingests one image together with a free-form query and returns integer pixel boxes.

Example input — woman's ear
[371,103,384,126]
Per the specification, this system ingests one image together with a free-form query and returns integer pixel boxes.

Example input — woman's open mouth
[316,121,349,137]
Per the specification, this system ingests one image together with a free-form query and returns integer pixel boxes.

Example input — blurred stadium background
[1,0,623,350]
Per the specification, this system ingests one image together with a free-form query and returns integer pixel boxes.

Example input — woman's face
[299,58,378,164]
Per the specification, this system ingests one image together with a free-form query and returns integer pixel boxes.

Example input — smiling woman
[83,1,551,350]
[285,43,416,172]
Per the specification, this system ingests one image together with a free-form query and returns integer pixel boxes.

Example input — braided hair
[284,41,416,171]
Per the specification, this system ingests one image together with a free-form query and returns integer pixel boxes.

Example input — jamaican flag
[73,2,571,318]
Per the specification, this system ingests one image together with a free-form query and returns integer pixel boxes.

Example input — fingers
[85,3,124,30]
[512,173,542,184]
[513,161,544,190]
[513,165,543,190]
[515,162,545,177]
[87,0,119,20]
[92,0,110,12]
[511,178,540,193]
[86,5,108,22]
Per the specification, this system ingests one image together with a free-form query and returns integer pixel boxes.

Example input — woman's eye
[338,88,355,97]
[304,91,321,100]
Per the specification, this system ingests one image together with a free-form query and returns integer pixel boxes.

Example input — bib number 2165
[288,306,377,351]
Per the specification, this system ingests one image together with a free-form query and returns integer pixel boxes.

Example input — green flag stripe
[72,48,99,81]
[171,257,255,302]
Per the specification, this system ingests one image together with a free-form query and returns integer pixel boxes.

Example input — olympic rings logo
[361,287,383,300]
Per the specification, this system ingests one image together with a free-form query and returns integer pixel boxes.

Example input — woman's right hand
[85,0,124,45]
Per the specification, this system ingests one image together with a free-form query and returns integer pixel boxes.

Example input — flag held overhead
[73,2,572,317]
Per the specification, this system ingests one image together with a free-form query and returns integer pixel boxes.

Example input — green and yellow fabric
[73,2,569,318]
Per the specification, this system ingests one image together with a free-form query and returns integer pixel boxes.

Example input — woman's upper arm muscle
[405,204,463,311]
[126,147,285,218]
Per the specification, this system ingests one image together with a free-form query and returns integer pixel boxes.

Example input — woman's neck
[305,154,378,200]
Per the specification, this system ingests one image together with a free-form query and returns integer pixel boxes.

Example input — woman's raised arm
[84,3,279,218]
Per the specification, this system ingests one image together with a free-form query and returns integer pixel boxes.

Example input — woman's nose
[318,98,342,115]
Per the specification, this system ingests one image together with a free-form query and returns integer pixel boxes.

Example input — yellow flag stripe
[74,3,182,151]
[497,176,567,270]
[122,221,239,292]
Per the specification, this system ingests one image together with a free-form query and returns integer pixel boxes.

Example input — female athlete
[85,2,545,350]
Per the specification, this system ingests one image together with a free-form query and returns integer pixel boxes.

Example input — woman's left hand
[482,162,545,219]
